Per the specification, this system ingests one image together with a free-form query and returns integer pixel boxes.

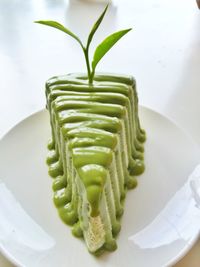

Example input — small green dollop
[112,221,121,236]
[48,160,63,178]
[47,139,55,150]
[52,175,67,191]
[126,176,138,189]
[72,221,83,237]
[53,188,69,207]
[78,164,107,217]
[58,203,78,225]
[131,159,145,175]
[104,239,117,251]
[86,185,102,217]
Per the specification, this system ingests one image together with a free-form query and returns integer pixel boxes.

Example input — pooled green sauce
[46,73,146,253]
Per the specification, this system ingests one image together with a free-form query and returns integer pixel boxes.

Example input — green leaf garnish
[35,5,132,85]
[91,28,132,82]
[86,4,108,50]
[34,20,84,49]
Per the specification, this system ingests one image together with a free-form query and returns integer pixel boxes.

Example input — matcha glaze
[46,73,146,254]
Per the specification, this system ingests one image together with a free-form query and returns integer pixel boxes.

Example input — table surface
[0,0,199,266]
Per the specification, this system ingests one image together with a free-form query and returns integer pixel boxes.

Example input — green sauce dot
[112,221,121,236]
[52,176,67,191]
[53,189,69,207]
[59,204,78,225]
[126,176,137,189]
[132,159,145,175]
[72,221,83,237]
[104,239,117,251]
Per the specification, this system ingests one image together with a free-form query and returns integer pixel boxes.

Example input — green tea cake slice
[46,73,145,254]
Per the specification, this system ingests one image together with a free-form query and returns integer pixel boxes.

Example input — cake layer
[46,73,145,254]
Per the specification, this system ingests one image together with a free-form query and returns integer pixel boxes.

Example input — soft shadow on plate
[0,181,55,267]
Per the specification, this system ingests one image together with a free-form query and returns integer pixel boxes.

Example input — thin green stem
[83,47,92,85]
[89,69,95,84]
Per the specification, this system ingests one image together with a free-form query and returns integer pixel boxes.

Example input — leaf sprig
[35,5,131,85]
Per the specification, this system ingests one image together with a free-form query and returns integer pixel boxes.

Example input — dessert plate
[0,106,200,267]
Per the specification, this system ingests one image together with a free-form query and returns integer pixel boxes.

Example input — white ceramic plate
[0,107,200,267]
